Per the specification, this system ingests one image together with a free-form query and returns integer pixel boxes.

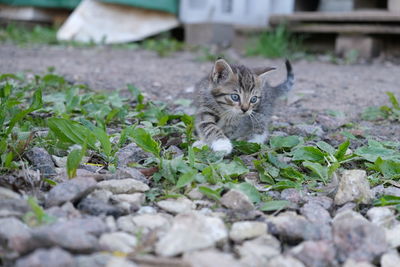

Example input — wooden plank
[270,11,400,24]
[0,5,52,22]
[287,24,400,34]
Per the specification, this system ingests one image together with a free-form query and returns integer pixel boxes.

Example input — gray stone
[99,232,137,254]
[132,213,172,234]
[46,177,97,207]
[15,247,74,267]
[343,259,375,267]
[25,147,57,177]
[137,206,157,214]
[0,198,29,218]
[333,210,388,262]
[385,224,400,248]
[268,211,322,243]
[77,198,125,217]
[303,195,333,210]
[97,178,149,194]
[187,187,204,200]
[367,207,396,228]
[236,234,281,267]
[75,252,137,267]
[0,186,21,199]
[281,188,304,204]
[31,217,107,252]
[268,255,305,267]
[156,197,195,214]
[114,167,147,182]
[383,186,400,197]
[46,202,81,219]
[164,145,184,158]
[183,249,241,267]
[300,202,331,225]
[105,216,117,232]
[229,221,268,242]
[381,251,400,267]
[87,189,113,202]
[294,124,325,138]
[290,240,336,267]
[220,189,254,211]
[155,212,228,257]
[334,170,373,205]
[115,143,151,167]
[110,193,145,207]
[0,217,34,254]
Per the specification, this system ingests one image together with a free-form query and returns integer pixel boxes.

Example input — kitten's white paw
[211,139,232,154]
[192,140,207,149]
[248,133,268,144]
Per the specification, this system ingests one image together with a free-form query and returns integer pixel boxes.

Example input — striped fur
[194,59,294,153]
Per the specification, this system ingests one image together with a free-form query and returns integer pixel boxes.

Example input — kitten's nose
[241,107,249,113]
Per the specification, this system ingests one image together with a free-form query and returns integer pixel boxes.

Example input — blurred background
[1,0,400,61]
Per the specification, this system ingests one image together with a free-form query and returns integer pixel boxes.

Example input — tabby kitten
[194,59,294,154]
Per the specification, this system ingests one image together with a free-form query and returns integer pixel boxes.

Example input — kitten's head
[209,59,274,116]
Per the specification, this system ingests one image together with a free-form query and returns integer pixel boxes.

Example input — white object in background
[270,0,295,14]
[180,0,271,26]
[57,0,179,44]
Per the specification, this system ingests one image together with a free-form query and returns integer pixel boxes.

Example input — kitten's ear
[253,66,276,79]
[211,59,234,84]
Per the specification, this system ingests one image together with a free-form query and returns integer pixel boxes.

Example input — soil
[1,44,399,141]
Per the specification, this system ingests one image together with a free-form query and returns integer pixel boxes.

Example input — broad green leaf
[254,160,275,184]
[387,92,399,110]
[176,170,197,188]
[218,158,249,178]
[199,186,221,201]
[66,149,84,178]
[355,145,400,162]
[260,200,291,211]
[270,135,300,150]
[373,195,400,206]
[280,166,305,181]
[292,146,326,163]
[335,140,350,161]
[92,127,111,157]
[130,127,160,157]
[233,141,261,154]
[362,106,386,121]
[317,141,335,155]
[374,158,400,179]
[303,161,328,182]
[270,180,301,190]
[230,182,261,203]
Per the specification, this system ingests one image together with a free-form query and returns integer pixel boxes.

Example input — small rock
[77,198,125,217]
[183,249,241,267]
[117,215,136,233]
[87,189,113,202]
[294,124,325,138]
[290,240,336,267]
[268,255,306,267]
[385,224,400,248]
[25,147,57,177]
[99,232,137,254]
[75,252,137,267]
[236,234,281,266]
[97,179,149,194]
[114,167,147,182]
[115,143,152,167]
[105,216,117,232]
[371,185,385,198]
[300,202,331,225]
[0,198,29,218]
[383,186,400,197]
[15,247,74,267]
[342,259,375,267]
[367,207,396,228]
[281,188,304,204]
[268,211,321,243]
[229,221,267,242]
[111,193,145,207]
[0,217,34,254]
[381,251,400,267]
[155,212,228,256]
[46,177,97,207]
[132,213,172,232]
[332,210,388,262]
[334,170,373,205]
[316,114,346,130]
[220,189,254,211]
[303,195,333,210]
[137,206,157,214]
[0,186,21,199]
[156,197,195,214]
[46,202,81,219]
[187,187,204,200]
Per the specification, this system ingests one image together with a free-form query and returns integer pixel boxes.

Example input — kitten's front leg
[195,111,232,154]
[248,131,268,144]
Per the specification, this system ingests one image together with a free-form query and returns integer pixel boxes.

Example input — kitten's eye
[230,94,240,102]
[250,96,258,103]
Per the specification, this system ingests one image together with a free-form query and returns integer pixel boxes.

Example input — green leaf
[317,141,335,155]
[374,195,400,206]
[130,127,160,157]
[303,161,328,182]
[260,200,291,211]
[198,186,221,201]
[374,158,400,179]
[335,140,350,161]
[92,127,111,157]
[355,144,400,162]
[292,146,326,163]
[254,160,275,184]
[66,148,84,179]
[362,106,386,121]
[387,92,399,110]
[232,141,261,154]
[270,180,301,190]
[218,158,249,178]
[270,135,300,150]
[280,166,305,181]
[231,182,261,203]
[27,197,45,223]
[176,170,197,188]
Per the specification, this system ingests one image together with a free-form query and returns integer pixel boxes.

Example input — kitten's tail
[273,59,294,98]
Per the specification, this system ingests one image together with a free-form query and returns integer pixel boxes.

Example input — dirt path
[1,44,399,139]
